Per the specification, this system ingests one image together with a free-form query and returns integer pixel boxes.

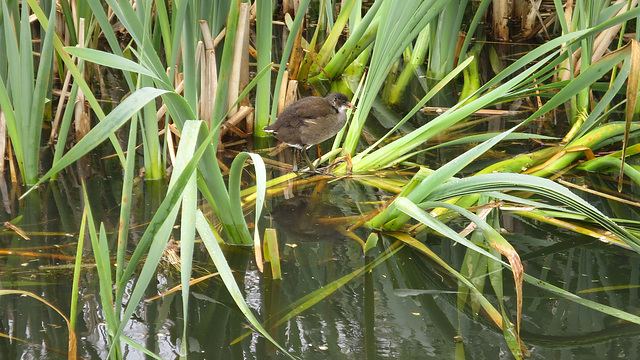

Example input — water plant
[1,1,640,359]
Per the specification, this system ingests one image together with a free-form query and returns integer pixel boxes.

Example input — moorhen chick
[264,92,354,172]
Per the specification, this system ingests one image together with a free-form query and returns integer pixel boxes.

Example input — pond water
[1,166,639,359]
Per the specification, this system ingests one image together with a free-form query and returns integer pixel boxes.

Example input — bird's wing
[279,97,332,127]
[292,97,333,117]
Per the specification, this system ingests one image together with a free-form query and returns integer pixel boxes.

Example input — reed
[0,1,56,185]
[5,1,640,358]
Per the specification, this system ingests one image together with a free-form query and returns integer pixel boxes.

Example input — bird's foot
[317,160,345,172]
[295,160,345,177]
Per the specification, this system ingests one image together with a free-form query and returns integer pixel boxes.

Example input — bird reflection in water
[269,195,348,243]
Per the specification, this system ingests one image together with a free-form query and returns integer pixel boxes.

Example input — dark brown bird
[264,92,354,172]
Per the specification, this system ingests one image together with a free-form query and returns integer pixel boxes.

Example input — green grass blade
[82,184,120,358]
[228,152,267,247]
[268,0,311,126]
[458,0,492,59]
[309,0,357,76]
[394,197,640,326]
[264,228,282,279]
[22,87,168,197]
[521,272,640,325]
[342,0,450,155]
[63,47,159,79]
[19,0,33,135]
[84,0,136,90]
[109,121,205,357]
[115,115,138,314]
[388,231,507,331]
[23,2,56,184]
[69,207,87,331]
[254,0,273,136]
[178,128,198,356]
[425,133,558,151]
[575,47,633,139]
[51,78,80,179]
[369,121,521,228]
[349,56,473,162]
[179,2,197,112]
[231,237,404,345]
[348,49,558,173]
[395,197,506,263]
[2,2,23,145]
[318,0,383,80]
[0,74,22,174]
[210,0,239,128]
[121,335,163,360]
[27,0,127,165]
[195,209,296,359]
[427,173,640,251]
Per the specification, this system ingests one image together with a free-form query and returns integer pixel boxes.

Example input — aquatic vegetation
[1,0,640,359]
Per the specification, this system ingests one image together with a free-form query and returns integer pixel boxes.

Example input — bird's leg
[296,147,339,176]
[301,147,317,172]
[315,160,345,173]
[301,148,340,176]
[292,148,300,173]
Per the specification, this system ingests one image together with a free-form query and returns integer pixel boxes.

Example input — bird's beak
[348,102,356,110]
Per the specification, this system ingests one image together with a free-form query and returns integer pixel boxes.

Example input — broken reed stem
[220,106,254,138]
[277,70,290,115]
[302,48,332,80]
[227,3,251,117]
[156,79,184,122]
[245,110,254,134]
[285,79,298,108]
[50,53,75,145]
[7,138,17,183]
[74,18,89,142]
[288,12,305,79]
[199,21,219,129]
